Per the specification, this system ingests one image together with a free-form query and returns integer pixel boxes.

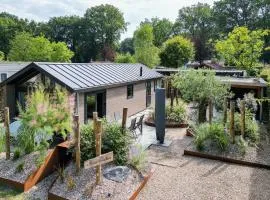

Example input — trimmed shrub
[195,122,229,151]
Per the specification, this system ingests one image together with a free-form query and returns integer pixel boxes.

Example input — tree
[119,38,134,54]
[213,0,259,33]
[115,53,136,63]
[134,24,160,68]
[8,32,73,62]
[174,3,215,64]
[84,4,127,61]
[215,27,267,73]
[142,18,173,47]
[160,36,194,68]
[0,51,4,61]
[173,70,229,123]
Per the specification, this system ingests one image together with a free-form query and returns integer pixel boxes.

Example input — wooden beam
[4,107,10,160]
[95,119,102,185]
[122,108,128,132]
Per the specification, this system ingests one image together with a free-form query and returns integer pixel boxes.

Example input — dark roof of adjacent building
[1,62,163,92]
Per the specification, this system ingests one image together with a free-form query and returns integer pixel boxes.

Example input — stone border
[184,148,270,170]
[48,168,155,200]
[145,119,188,128]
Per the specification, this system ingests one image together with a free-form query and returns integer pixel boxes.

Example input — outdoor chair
[128,117,137,138]
[135,114,144,134]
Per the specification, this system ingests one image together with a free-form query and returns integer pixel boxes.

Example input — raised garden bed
[145,118,188,128]
[0,141,73,192]
[48,162,154,200]
[184,130,270,169]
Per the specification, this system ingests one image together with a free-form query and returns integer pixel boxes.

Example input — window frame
[0,73,7,82]
[127,84,134,99]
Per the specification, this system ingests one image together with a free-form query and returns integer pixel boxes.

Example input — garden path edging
[184,149,270,170]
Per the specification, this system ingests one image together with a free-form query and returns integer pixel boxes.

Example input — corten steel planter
[145,118,188,128]
[0,141,73,192]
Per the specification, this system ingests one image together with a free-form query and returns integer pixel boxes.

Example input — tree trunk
[198,103,207,123]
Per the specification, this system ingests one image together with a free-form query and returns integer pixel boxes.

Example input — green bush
[17,125,36,154]
[115,53,136,63]
[80,120,131,166]
[80,123,95,163]
[166,100,187,123]
[103,122,132,165]
[15,162,24,173]
[0,126,5,153]
[13,148,21,160]
[195,122,229,151]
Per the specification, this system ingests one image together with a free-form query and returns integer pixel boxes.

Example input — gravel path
[138,128,270,200]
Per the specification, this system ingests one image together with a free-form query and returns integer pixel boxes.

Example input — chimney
[140,67,143,76]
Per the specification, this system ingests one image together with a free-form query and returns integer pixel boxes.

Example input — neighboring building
[0,62,29,82]
[0,62,163,123]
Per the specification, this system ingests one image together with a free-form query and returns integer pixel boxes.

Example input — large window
[1,73,7,81]
[127,84,134,99]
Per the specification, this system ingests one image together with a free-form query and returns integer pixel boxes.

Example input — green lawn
[0,184,24,200]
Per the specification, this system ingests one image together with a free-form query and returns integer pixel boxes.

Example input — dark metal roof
[1,62,163,92]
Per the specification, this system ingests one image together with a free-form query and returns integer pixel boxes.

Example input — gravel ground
[0,150,52,183]
[138,128,270,200]
[50,162,143,200]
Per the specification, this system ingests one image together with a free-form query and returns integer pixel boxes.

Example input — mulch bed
[184,129,270,169]
[49,162,153,200]
[145,118,188,128]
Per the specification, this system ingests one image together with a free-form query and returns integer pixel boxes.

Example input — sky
[0,0,215,40]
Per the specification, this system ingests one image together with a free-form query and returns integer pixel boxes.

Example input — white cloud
[0,0,215,39]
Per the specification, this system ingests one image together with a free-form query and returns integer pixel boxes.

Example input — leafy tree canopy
[115,53,135,63]
[160,36,194,68]
[119,38,134,55]
[215,26,268,73]
[8,32,74,62]
[134,24,160,68]
[173,69,229,123]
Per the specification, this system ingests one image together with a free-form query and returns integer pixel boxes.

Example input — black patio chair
[128,117,137,138]
[136,114,144,134]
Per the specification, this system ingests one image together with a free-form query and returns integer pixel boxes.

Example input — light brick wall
[106,80,157,120]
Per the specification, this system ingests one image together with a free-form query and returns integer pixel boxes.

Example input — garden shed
[0,62,163,123]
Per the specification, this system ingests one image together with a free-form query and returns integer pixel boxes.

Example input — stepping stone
[103,166,130,183]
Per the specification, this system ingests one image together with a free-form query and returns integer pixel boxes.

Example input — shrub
[195,122,229,151]
[80,123,95,163]
[115,53,136,63]
[0,126,5,153]
[166,100,187,123]
[80,120,131,166]
[103,122,132,165]
[15,162,24,173]
[237,137,248,155]
[129,144,147,171]
[13,148,21,160]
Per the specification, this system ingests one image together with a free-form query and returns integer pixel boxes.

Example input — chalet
[0,62,163,123]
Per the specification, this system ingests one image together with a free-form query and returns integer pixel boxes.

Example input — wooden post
[230,101,235,143]
[240,100,245,137]
[223,98,227,125]
[95,119,102,185]
[74,114,80,173]
[122,107,128,132]
[209,99,213,124]
[4,107,10,160]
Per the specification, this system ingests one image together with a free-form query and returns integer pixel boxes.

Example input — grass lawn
[0,183,24,200]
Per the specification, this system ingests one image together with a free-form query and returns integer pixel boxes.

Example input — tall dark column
[155,88,165,143]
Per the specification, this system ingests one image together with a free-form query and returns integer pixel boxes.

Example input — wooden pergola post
[209,99,213,124]
[122,108,128,133]
[95,119,102,185]
[230,101,235,143]
[74,114,80,174]
[223,98,227,125]
[240,100,245,137]
[4,107,10,160]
